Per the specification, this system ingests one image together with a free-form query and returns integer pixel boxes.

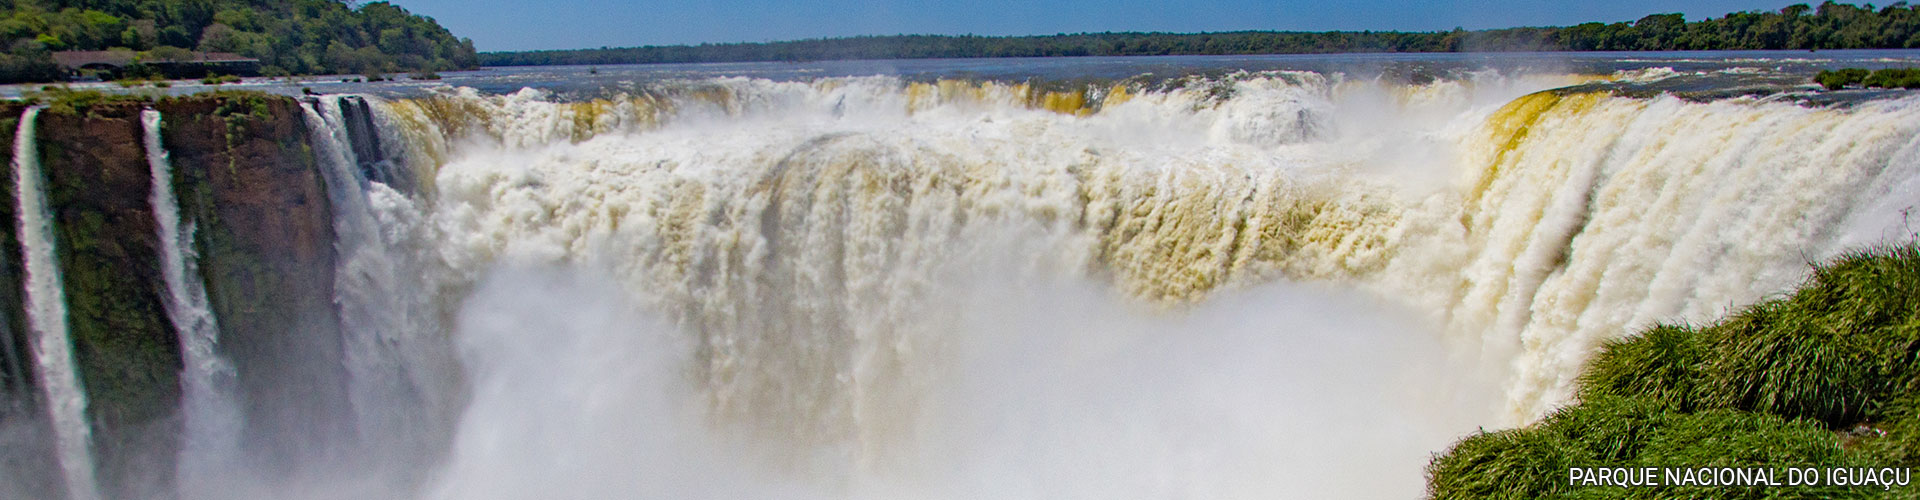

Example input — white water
[13,68,1920,499]
[1411,92,1920,418]
[424,259,1488,500]
[13,107,101,500]
[142,109,244,498]
[347,74,1506,498]
[381,72,1920,446]
[300,98,458,488]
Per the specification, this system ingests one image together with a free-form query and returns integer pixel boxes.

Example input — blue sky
[382,0,1806,52]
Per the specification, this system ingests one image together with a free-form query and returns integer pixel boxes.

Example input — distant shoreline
[482,2,1920,67]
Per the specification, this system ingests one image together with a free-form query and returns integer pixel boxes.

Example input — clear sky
[381,0,1808,52]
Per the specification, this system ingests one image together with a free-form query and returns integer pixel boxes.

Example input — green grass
[1538,395,1672,463]
[1428,426,1589,499]
[1428,245,1920,499]
[23,87,150,116]
[1579,324,1703,411]
[199,74,244,85]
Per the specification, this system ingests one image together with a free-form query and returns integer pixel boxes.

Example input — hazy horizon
[384,0,1813,52]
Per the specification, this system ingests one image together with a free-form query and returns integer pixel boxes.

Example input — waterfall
[13,107,100,500]
[303,97,396,454]
[301,97,455,483]
[394,74,1920,431]
[399,75,1543,496]
[142,109,241,498]
[2,67,1917,499]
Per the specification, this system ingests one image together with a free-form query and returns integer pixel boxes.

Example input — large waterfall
[379,73,1920,425]
[367,72,1920,497]
[14,107,101,500]
[3,65,1919,499]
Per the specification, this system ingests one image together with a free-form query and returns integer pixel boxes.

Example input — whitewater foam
[11,68,1913,499]
[396,73,1920,429]
[14,107,101,500]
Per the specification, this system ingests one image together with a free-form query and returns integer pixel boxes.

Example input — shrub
[1816,68,1920,90]
[1864,68,1920,90]
[1818,68,1870,90]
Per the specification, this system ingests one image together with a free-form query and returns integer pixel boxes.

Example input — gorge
[0,65,1915,499]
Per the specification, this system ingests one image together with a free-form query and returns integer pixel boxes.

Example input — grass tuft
[1427,427,1587,499]
[1580,325,1703,411]
[1428,244,1920,499]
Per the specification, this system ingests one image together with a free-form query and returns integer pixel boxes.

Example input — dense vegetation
[0,0,477,83]
[484,1,1920,66]
[1427,245,1920,499]
[1818,67,1920,88]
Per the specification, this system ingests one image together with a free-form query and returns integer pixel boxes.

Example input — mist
[407,254,1495,499]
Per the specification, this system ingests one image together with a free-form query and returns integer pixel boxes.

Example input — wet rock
[156,93,351,477]
[36,100,182,499]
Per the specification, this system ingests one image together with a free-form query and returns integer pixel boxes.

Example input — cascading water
[142,109,243,499]
[382,72,1920,462]
[8,64,1920,499]
[300,96,458,488]
[1412,91,1920,419]
[13,107,101,500]
[364,74,1540,497]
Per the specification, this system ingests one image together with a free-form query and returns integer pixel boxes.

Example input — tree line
[483,1,1920,67]
[0,0,478,83]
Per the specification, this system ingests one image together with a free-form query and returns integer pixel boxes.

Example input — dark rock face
[156,94,351,477]
[35,102,184,498]
[335,95,416,195]
[0,92,353,497]
[0,100,32,419]
[0,101,64,500]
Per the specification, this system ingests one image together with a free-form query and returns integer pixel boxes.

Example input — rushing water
[298,97,459,494]
[8,52,1920,499]
[368,57,1919,497]
[13,107,101,500]
[142,110,244,499]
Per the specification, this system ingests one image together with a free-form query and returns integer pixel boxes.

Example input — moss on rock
[155,92,349,476]
[0,100,31,416]
[34,98,181,498]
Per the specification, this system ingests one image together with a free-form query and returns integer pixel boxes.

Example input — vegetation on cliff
[1427,245,1920,499]
[154,90,355,472]
[486,1,1920,66]
[33,96,184,497]
[0,0,478,83]
[1818,67,1920,89]
[0,90,348,490]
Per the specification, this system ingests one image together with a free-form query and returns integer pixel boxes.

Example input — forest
[483,1,1920,66]
[0,0,477,83]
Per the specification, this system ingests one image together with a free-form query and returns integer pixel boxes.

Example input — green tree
[0,0,477,81]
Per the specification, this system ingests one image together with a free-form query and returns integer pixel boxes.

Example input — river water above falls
[1,51,1919,499]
